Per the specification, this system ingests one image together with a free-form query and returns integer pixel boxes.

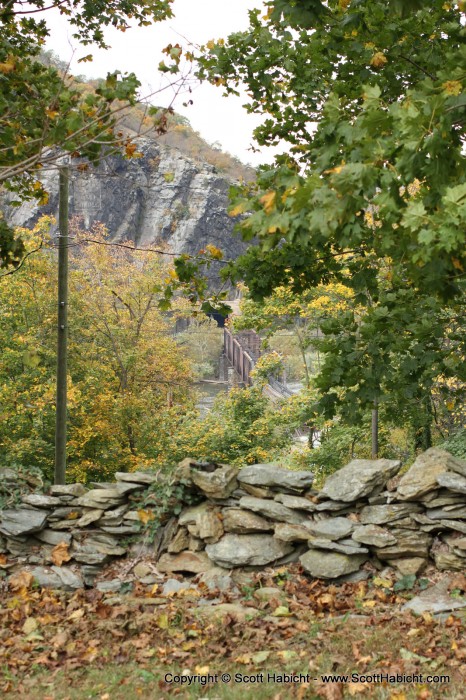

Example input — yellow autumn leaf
[0,56,15,73]
[45,109,59,120]
[442,80,462,96]
[138,508,155,524]
[452,257,464,270]
[259,190,276,214]
[205,244,223,260]
[228,202,248,217]
[370,52,388,68]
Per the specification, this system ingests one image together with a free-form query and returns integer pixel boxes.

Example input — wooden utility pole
[54,166,69,485]
[371,396,379,460]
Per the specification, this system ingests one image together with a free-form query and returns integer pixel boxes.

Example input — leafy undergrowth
[1,565,465,699]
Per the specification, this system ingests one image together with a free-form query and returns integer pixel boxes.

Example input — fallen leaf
[9,571,34,592]
[22,617,38,635]
[51,541,71,567]
[67,608,85,621]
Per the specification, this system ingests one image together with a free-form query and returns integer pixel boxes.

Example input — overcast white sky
[44,0,278,167]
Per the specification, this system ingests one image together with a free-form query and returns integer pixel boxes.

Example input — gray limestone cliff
[4,139,250,278]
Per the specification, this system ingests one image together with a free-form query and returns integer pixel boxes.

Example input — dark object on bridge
[223,328,261,385]
[207,312,226,328]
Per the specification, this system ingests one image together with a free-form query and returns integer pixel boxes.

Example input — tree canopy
[195,0,466,446]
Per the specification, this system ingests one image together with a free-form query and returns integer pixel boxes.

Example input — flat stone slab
[76,490,125,509]
[34,529,72,546]
[437,472,466,495]
[373,529,432,559]
[115,471,158,484]
[238,496,307,525]
[397,448,466,501]
[22,494,61,508]
[274,494,317,511]
[307,538,368,555]
[307,517,354,541]
[300,549,367,579]
[157,551,214,574]
[50,484,87,497]
[352,525,397,548]
[206,534,293,567]
[360,504,422,525]
[0,509,47,536]
[238,464,314,491]
[426,506,466,520]
[319,458,401,503]
[222,508,273,534]
[403,579,466,615]
[274,523,315,542]
[197,510,224,543]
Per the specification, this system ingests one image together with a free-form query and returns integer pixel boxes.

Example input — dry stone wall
[1,448,466,589]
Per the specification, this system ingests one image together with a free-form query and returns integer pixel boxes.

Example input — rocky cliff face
[4,138,249,275]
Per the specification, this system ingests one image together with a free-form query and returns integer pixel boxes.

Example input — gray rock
[179,502,212,526]
[96,580,123,593]
[34,529,72,546]
[443,534,466,550]
[222,508,273,534]
[162,579,198,595]
[307,517,354,541]
[436,472,466,495]
[319,458,401,503]
[0,509,47,536]
[360,504,422,525]
[115,481,146,495]
[403,579,466,615]
[168,527,190,553]
[157,551,214,574]
[274,494,317,511]
[274,523,315,542]
[373,529,432,559]
[50,484,87,497]
[27,566,62,588]
[352,525,397,548]
[387,558,427,576]
[188,536,205,552]
[51,566,84,590]
[206,534,293,567]
[240,484,275,498]
[300,549,367,579]
[426,506,466,520]
[190,463,238,499]
[72,552,112,565]
[238,496,307,525]
[397,448,464,501]
[314,500,352,512]
[47,507,82,521]
[101,525,140,535]
[238,463,313,491]
[99,504,130,526]
[76,489,125,509]
[74,509,104,527]
[115,471,158,484]
[432,549,466,571]
[198,570,238,593]
[197,510,224,543]
[22,494,61,508]
[421,491,465,508]
[307,538,368,555]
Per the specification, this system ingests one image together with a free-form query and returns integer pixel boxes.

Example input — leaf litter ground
[1,563,465,699]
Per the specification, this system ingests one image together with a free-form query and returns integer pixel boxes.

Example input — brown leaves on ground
[0,564,465,698]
